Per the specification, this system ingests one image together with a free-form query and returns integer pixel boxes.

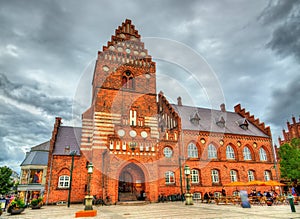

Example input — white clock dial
[141,131,147,138]
[129,130,137,138]
[117,129,125,137]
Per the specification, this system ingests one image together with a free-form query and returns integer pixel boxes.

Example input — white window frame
[259,148,267,161]
[188,142,198,158]
[165,171,175,184]
[230,170,238,182]
[211,169,219,183]
[248,170,255,182]
[243,147,252,160]
[163,147,173,158]
[208,144,217,159]
[226,145,235,159]
[191,169,199,183]
[264,170,271,181]
[58,175,70,188]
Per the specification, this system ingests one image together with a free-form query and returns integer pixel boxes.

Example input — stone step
[117,201,148,206]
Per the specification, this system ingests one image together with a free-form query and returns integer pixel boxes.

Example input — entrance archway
[118,163,145,201]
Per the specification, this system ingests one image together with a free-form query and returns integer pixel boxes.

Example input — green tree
[0,166,14,195]
[278,138,300,181]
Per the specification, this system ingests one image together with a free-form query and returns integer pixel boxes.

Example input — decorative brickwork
[44,19,277,205]
[278,116,300,145]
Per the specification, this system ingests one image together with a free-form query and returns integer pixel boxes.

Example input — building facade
[18,141,49,204]
[278,116,300,145]
[43,19,277,204]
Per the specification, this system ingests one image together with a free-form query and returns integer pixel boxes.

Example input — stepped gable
[234,104,271,136]
[99,19,154,65]
[158,91,180,123]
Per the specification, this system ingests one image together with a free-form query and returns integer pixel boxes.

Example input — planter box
[10,208,25,215]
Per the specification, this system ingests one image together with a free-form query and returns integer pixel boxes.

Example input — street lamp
[184,165,193,205]
[68,150,76,208]
[84,162,94,210]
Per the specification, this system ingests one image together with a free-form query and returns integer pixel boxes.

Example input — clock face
[141,131,147,138]
[117,129,125,137]
[125,48,131,54]
[129,130,137,138]
[145,73,151,79]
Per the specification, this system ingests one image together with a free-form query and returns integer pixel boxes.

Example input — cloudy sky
[0,0,299,173]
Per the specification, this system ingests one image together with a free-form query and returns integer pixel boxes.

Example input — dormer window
[216,116,225,128]
[190,111,200,125]
[237,118,249,130]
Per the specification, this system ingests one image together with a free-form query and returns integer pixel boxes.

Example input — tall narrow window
[122,70,135,89]
[226,145,235,159]
[191,169,199,183]
[211,169,219,183]
[208,144,217,159]
[188,143,198,158]
[129,109,137,126]
[243,146,252,160]
[248,170,255,182]
[264,170,271,181]
[259,148,267,161]
[165,171,175,184]
[230,170,238,182]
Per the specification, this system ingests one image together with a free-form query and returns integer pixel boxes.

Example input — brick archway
[118,162,146,201]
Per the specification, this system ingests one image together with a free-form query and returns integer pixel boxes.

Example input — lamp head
[184,165,190,176]
[87,162,93,174]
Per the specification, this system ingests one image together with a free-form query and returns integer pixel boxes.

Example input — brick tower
[81,19,159,202]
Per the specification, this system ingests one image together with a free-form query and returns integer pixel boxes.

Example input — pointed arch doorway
[118,163,146,201]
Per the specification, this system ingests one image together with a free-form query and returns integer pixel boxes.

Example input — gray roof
[53,126,82,155]
[21,151,49,166]
[172,104,269,137]
[31,141,50,151]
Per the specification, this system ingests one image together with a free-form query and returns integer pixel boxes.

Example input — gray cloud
[259,1,300,62]
[266,74,300,125]
[0,0,299,171]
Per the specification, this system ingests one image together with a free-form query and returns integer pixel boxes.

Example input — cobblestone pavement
[1,202,300,219]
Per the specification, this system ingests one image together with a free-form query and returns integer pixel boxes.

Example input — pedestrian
[222,187,226,197]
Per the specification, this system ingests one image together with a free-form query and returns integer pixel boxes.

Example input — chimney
[220,103,226,112]
[177,97,182,106]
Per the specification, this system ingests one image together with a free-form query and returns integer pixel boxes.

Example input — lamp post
[84,162,94,210]
[184,165,193,205]
[68,150,76,208]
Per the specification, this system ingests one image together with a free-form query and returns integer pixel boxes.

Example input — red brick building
[44,19,277,204]
[278,116,300,145]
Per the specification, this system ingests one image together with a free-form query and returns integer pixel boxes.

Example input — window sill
[56,187,69,190]
[165,183,176,186]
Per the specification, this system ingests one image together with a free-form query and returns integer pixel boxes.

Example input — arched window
[259,148,267,161]
[208,144,217,159]
[165,171,175,184]
[58,175,70,188]
[211,169,219,183]
[243,147,252,160]
[122,70,135,89]
[226,145,235,159]
[230,170,238,182]
[188,142,198,158]
[264,170,272,181]
[163,147,173,158]
[191,169,199,183]
[248,170,255,181]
